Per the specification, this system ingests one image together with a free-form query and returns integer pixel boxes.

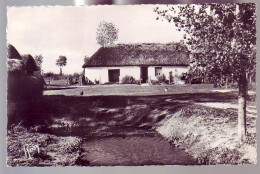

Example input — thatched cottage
[82,42,190,84]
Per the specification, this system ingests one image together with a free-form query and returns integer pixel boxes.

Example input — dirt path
[196,102,256,116]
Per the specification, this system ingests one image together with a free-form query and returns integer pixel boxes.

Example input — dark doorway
[140,67,148,83]
[108,69,120,83]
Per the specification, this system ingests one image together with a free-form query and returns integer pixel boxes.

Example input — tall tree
[34,54,43,71]
[96,21,119,47]
[155,3,256,142]
[56,56,67,76]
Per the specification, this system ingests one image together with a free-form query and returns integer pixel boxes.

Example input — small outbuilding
[82,42,190,84]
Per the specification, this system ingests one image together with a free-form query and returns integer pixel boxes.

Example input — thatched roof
[83,43,190,68]
[7,44,22,60]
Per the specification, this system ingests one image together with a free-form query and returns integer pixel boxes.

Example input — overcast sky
[7,5,185,74]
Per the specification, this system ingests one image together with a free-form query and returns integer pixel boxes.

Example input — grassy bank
[156,104,257,165]
[7,124,81,166]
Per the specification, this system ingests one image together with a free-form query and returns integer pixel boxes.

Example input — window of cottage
[155,67,162,76]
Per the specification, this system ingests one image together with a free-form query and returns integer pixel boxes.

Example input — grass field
[44,84,215,96]
[7,84,257,166]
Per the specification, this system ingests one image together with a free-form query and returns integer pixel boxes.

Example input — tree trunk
[225,76,228,89]
[237,74,247,143]
[60,66,62,76]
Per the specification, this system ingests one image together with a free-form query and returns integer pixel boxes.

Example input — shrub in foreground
[121,75,137,84]
[156,74,166,84]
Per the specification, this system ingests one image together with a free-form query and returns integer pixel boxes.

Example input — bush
[52,74,62,80]
[121,75,137,84]
[180,73,187,81]
[191,76,202,84]
[248,83,256,91]
[83,77,94,85]
[150,80,159,85]
[94,79,100,84]
[156,74,166,84]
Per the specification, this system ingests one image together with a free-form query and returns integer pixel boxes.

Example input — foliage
[155,4,256,84]
[72,73,81,79]
[52,74,64,80]
[156,74,166,84]
[34,55,43,70]
[67,73,81,85]
[44,72,54,78]
[155,3,256,142]
[96,21,119,47]
[56,56,67,67]
[84,77,94,85]
[186,66,204,84]
[94,79,100,84]
[56,56,67,76]
[121,75,137,84]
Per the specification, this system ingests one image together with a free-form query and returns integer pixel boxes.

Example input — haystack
[7,44,22,60]
[22,54,38,75]
[7,59,25,75]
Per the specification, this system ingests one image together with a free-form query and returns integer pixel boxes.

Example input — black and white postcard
[6,3,257,166]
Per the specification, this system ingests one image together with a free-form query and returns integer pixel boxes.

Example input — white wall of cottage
[84,66,141,84]
[148,66,188,81]
[84,65,188,84]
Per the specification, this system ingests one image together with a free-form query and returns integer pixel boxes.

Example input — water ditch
[37,95,198,166]
[76,131,197,166]
[40,126,197,166]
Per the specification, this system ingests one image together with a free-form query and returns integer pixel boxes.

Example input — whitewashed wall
[84,66,141,84]
[84,65,188,84]
[148,66,188,81]
[119,66,141,81]
[84,67,108,83]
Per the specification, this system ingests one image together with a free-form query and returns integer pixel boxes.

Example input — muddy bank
[156,105,257,165]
